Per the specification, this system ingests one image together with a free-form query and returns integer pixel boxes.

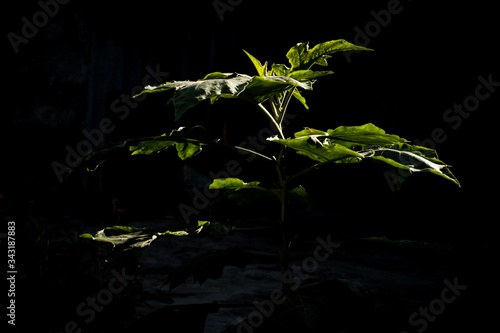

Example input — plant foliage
[79,39,460,331]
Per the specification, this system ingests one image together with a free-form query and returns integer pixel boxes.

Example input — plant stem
[269,96,280,120]
[278,87,296,127]
[276,142,291,278]
[266,91,294,283]
[257,103,285,140]
[228,144,275,162]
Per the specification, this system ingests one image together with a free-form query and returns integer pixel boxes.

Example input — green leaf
[287,69,334,81]
[365,144,460,187]
[292,90,309,109]
[268,135,362,163]
[286,39,373,71]
[129,134,176,155]
[79,221,211,250]
[294,128,328,137]
[131,126,215,160]
[80,226,161,250]
[209,178,263,190]
[272,124,460,187]
[243,50,268,77]
[83,126,218,170]
[240,75,313,104]
[271,63,291,76]
[289,185,316,211]
[327,123,408,149]
[134,73,250,120]
[133,73,312,121]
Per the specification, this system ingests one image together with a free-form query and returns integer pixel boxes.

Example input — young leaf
[271,63,291,76]
[286,39,373,71]
[243,50,268,77]
[292,90,309,110]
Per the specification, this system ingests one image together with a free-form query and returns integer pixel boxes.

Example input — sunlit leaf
[243,50,268,77]
[83,126,218,170]
[287,69,334,81]
[327,123,407,149]
[80,226,161,250]
[271,63,291,76]
[134,73,312,121]
[286,39,373,71]
[209,178,263,190]
[79,221,214,250]
[292,89,309,109]
[240,75,313,104]
[268,136,362,163]
[365,144,460,186]
[271,124,460,187]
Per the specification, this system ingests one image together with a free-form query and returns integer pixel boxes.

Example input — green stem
[275,144,290,277]
[258,92,296,283]
[228,144,275,162]
[265,91,294,280]
[269,96,280,120]
[278,87,296,127]
[258,103,285,140]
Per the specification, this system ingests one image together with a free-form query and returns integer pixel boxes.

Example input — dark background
[2,0,498,332]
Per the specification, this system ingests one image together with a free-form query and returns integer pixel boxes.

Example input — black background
[2,0,499,332]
